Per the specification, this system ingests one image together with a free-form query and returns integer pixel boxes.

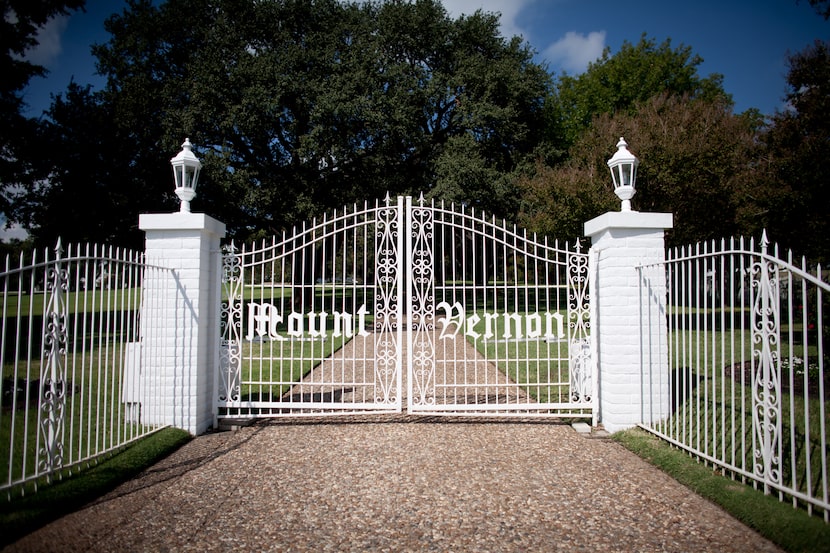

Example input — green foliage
[808,0,830,19]
[520,34,742,243]
[517,157,616,241]
[0,0,85,116]
[521,93,756,245]
[7,83,175,248]
[54,0,550,243]
[751,40,830,262]
[3,2,827,257]
[0,0,86,229]
[600,94,756,246]
[549,34,730,148]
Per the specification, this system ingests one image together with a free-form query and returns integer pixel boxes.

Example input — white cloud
[23,15,70,68]
[0,214,28,242]
[543,30,606,74]
[0,223,29,243]
[440,0,534,39]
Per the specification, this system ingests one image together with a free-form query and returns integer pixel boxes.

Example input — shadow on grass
[0,427,191,548]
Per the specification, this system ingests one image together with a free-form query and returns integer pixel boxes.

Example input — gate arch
[217,195,593,419]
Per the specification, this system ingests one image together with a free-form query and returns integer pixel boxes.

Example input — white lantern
[170,138,202,213]
[607,137,639,212]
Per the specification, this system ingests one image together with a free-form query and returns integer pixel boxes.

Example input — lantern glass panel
[173,166,183,189]
[191,166,200,189]
[621,164,632,186]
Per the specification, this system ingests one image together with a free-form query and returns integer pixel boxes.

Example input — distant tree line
[2,0,828,262]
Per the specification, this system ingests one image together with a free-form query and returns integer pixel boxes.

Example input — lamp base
[175,188,196,213]
[614,185,635,212]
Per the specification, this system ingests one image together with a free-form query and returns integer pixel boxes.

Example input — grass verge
[0,427,191,548]
[615,427,830,553]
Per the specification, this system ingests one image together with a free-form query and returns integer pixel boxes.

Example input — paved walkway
[6,417,781,553]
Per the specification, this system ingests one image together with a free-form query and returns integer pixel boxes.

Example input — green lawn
[459,308,589,406]
[237,335,350,402]
[651,326,829,515]
[616,428,830,553]
[1,288,142,318]
[2,341,164,498]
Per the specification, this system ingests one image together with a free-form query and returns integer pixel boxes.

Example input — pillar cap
[139,212,226,238]
[584,211,673,238]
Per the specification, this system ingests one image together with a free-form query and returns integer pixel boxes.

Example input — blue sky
[18,0,830,117]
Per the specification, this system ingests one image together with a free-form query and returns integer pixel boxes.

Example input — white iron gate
[217,195,593,418]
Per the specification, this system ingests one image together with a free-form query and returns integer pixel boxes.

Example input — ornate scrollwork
[218,339,241,402]
[410,208,434,326]
[39,242,69,474]
[221,242,241,285]
[567,240,590,338]
[410,338,435,405]
[567,241,592,404]
[219,243,242,403]
[569,338,592,403]
[374,196,401,403]
[750,239,782,485]
[375,337,398,404]
[408,195,436,407]
[375,197,400,322]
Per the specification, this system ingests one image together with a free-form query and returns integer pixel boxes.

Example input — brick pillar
[584,211,673,433]
[139,212,226,435]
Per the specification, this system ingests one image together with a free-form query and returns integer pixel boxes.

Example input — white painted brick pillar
[138,212,226,435]
[584,211,673,433]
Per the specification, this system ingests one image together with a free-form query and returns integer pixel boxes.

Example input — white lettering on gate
[436,301,565,341]
[246,302,371,340]
[247,301,565,342]
[246,302,284,340]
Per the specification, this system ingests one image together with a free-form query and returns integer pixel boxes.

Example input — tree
[807,0,830,19]
[547,35,730,150]
[519,93,757,245]
[1,0,85,225]
[66,0,550,242]
[6,82,175,248]
[753,40,830,262]
[1,0,85,119]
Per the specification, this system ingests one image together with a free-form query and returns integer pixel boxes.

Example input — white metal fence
[0,242,177,498]
[638,233,828,519]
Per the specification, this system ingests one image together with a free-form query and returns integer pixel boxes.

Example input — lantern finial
[170,138,202,213]
[607,137,639,211]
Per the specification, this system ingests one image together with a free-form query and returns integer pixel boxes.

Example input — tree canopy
[519,93,756,246]
[547,35,731,151]
[750,39,830,261]
[68,0,549,244]
[1,0,84,118]
[2,0,828,263]
[1,0,85,227]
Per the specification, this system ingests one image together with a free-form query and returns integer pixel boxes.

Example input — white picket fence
[0,242,177,498]
[638,233,828,520]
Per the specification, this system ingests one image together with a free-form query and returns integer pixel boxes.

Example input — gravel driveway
[6,417,782,553]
